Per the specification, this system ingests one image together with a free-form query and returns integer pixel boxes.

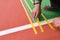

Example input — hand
[32,4,41,18]
[53,17,60,28]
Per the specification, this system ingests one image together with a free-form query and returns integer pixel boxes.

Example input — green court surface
[23,0,60,21]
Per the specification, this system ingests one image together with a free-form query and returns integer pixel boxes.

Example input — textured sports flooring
[0,0,60,40]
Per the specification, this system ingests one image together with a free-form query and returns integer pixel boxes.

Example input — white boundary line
[0,19,53,36]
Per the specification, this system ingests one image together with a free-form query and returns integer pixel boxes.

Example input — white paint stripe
[0,19,53,36]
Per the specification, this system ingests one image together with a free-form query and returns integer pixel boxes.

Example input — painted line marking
[22,0,35,22]
[0,19,53,36]
[0,0,55,36]
[26,0,55,31]
[36,18,44,32]
[41,13,55,30]
[30,0,33,4]
[24,0,44,32]
[20,0,37,34]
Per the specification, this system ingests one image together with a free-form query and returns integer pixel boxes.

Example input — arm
[32,0,42,18]
[34,0,41,5]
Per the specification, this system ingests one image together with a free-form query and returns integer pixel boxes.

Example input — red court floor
[0,24,60,40]
[0,0,30,31]
[0,0,60,40]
